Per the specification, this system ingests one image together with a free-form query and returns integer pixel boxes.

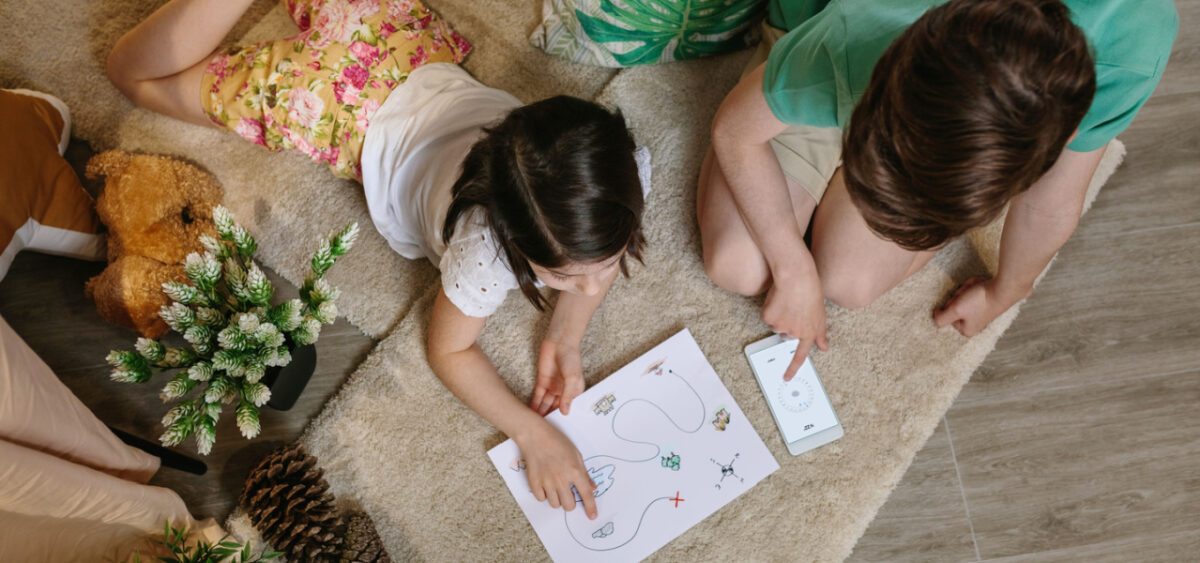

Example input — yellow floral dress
[201,0,470,180]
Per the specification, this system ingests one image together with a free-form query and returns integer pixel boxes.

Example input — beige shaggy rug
[1,1,1125,561]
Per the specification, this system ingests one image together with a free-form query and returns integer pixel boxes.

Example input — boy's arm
[427,289,597,519]
[934,145,1107,336]
[710,63,828,372]
[531,268,618,416]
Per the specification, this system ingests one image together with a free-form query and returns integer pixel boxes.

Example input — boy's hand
[518,421,598,520]
[532,339,585,416]
[934,276,1024,337]
[763,270,829,381]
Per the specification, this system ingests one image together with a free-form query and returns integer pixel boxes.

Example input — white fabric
[0,440,224,562]
[0,314,158,482]
[0,313,224,561]
[439,146,653,317]
[360,63,522,262]
[438,208,523,317]
[0,218,106,283]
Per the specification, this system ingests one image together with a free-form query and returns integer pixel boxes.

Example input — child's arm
[427,289,598,519]
[531,268,619,416]
[710,63,829,376]
[934,145,1107,335]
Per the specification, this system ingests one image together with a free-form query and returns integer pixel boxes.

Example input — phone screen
[747,340,839,444]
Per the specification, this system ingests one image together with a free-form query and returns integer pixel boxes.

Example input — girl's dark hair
[442,95,645,310]
[842,0,1095,250]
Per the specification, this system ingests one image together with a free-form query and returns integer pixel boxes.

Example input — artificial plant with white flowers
[106,206,357,454]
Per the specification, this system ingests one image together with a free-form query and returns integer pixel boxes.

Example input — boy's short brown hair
[842,0,1096,250]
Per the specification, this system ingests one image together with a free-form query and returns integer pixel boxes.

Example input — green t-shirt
[762,0,1178,152]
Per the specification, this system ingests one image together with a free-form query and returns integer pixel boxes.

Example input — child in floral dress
[109,0,651,522]
[113,0,469,179]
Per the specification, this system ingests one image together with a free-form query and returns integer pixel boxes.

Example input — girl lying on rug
[107,0,648,521]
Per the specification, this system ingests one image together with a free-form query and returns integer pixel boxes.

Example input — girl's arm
[934,144,1106,335]
[427,289,598,519]
[531,268,619,416]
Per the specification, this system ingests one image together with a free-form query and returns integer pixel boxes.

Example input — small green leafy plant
[106,206,357,454]
[134,520,282,563]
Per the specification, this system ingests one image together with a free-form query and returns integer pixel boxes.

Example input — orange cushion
[0,90,104,280]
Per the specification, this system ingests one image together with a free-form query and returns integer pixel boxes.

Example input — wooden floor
[1,2,1195,559]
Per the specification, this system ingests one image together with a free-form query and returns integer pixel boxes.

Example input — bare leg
[106,0,257,127]
[697,145,817,296]
[811,168,936,309]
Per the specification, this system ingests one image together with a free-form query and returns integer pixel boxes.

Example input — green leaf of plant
[575,0,762,65]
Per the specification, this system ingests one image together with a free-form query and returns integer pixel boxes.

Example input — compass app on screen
[747,341,838,444]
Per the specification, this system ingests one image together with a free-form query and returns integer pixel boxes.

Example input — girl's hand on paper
[519,421,598,520]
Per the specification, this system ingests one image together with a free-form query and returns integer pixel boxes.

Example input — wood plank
[980,529,1200,563]
[1071,93,1200,239]
[1150,0,1200,98]
[849,419,979,562]
[946,371,1200,559]
[955,222,1200,406]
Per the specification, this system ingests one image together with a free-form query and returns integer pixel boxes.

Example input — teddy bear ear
[85,150,132,181]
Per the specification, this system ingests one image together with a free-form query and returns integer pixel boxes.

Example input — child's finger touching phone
[783,339,811,382]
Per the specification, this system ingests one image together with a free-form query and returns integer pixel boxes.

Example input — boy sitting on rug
[108,0,655,520]
[697,0,1177,379]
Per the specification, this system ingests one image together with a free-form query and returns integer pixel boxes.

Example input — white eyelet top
[361,63,653,318]
[440,145,653,317]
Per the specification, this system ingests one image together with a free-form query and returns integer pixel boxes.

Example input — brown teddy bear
[84,151,223,338]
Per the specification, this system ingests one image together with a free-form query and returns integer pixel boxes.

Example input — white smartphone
[744,334,843,456]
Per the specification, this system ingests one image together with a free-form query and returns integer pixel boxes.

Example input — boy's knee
[820,262,882,310]
[702,240,767,297]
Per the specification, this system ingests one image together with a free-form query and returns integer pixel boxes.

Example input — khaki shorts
[744,21,843,204]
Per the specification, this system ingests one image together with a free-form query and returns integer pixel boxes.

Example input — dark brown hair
[442,96,645,310]
[842,0,1096,250]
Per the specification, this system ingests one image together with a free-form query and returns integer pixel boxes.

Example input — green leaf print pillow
[530,0,766,67]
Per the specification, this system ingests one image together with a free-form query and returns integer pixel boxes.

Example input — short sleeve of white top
[361,63,653,318]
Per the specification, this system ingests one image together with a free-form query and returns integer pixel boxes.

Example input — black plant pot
[262,344,317,411]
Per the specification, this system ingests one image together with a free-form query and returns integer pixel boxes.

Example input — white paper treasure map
[488,329,779,562]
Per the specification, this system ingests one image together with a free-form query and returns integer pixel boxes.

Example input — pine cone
[339,510,391,563]
[240,444,343,562]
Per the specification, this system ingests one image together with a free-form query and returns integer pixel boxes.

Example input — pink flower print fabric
[200,0,470,181]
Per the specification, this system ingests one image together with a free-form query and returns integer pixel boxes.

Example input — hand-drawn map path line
[567,364,707,552]
[583,367,707,465]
